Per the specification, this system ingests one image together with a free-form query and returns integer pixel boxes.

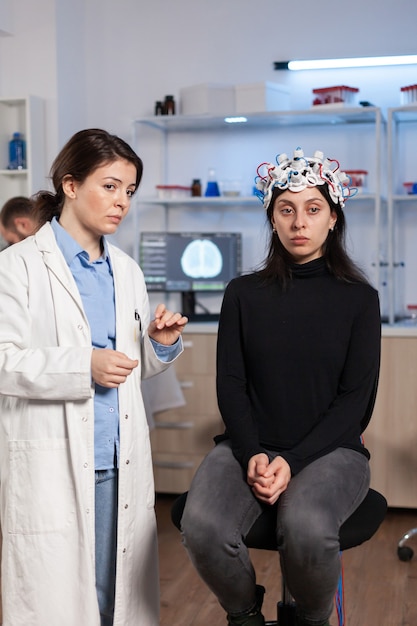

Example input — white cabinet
[386,104,417,324]
[0,96,46,206]
[132,107,387,311]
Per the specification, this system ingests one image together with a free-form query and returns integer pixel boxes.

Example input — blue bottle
[8,132,26,169]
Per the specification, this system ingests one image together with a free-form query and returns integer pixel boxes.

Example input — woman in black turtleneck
[180,148,381,626]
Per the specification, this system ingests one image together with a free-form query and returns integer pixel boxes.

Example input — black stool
[171,488,387,626]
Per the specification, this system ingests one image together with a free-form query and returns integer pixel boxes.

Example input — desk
[366,330,417,508]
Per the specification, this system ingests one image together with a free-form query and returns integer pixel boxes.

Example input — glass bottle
[164,95,176,115]
[191,179,202,197]
[155,101,164,115]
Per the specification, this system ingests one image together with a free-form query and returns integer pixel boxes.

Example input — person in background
[0,195,39,245]
[0,128,188,626]
[180,147,381,626]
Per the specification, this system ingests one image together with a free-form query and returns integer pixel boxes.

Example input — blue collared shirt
[51,218,179,469]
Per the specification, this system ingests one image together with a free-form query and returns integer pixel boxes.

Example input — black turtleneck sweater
[215,258,381,475]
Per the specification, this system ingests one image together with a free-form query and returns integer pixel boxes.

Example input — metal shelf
[0,168,28,175]
[392,194,417,202]
[138,193,382,207]
[387,104,417,323]
[134,107,383,133]
[389,104,417,124]
[138,195,259,207]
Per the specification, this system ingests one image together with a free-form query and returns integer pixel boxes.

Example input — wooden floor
[156,494,417,626]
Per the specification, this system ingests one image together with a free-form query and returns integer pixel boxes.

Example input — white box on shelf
[179,83,235,116]
[235,81,290,113]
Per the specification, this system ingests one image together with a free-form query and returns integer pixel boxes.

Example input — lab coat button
[83,462,88,468]
[124,503,128,509]
[124,414,129,419]
[82,416,88,422]
[126,459,130,464]
[78,324,83,330]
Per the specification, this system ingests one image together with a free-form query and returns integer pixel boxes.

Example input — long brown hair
[257,184,369,288]
[33,128,143,225]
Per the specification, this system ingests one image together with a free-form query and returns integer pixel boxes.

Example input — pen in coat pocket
[134,309,141,341]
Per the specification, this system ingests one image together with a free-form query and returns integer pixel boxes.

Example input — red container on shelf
[400,84,417,105]
[155,185,192,199]
[345,170,368,190]
[312,85,359,106]
[403,182,417,195]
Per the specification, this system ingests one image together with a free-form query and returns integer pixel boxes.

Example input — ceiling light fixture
[224,116,248,124]
[274,55,417,71]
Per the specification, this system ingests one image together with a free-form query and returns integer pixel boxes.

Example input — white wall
[79,0,417,129]
[54,0,87,146]
[0,0,12,36]
[0,0,57,171]
[1,0,417,314]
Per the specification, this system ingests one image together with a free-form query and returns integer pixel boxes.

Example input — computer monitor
[140,231,242,320]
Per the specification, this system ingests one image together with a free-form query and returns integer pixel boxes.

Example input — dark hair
[257,184,369,288]
[33,128,143,224]
[0,196,35,228]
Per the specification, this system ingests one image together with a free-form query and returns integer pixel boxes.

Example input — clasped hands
[247,453,291,505]
[91,303,188,388]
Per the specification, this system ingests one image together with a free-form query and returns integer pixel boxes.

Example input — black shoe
[227,585,266,626]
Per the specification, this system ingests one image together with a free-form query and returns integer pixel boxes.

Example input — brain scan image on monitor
[140,231,241,294]
[180,238,223,279]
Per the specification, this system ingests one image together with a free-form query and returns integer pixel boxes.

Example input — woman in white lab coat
[0,128,187,626]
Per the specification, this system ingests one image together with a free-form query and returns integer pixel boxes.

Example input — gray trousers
[181,441,370,625]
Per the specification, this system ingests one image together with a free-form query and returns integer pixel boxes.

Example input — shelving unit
[132,106,386,303]
[386,104,417,324]
[0,96,45,206]
[0,96,46,250]
[133,108,385,196]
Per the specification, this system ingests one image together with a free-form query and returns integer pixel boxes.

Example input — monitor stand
[180,291,219,323]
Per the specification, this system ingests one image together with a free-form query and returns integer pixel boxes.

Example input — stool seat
[171,487,387,553]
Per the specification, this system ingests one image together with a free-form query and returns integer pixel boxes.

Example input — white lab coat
[0,222,182,626]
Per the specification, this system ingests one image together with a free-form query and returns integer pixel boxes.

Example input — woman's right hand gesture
[91,349,138,388]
